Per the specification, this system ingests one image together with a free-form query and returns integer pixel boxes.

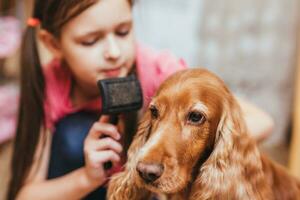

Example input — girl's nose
[104,35,121,61]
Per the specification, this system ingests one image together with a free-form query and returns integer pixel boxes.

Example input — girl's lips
[102,67,121,77]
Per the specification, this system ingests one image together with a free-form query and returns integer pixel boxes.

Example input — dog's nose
[136,162,164,183]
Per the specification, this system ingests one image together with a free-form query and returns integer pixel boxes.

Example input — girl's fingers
[99,115,110,123]
[89,150,121,167]
[93,137,123,153]
[88,122,120,140]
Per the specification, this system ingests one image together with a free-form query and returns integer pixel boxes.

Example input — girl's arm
[237,97,274,141]
[18,168,101,200]
[16,130,100,200]
[17,117,122,200]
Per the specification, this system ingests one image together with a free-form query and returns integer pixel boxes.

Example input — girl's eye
[150,106,159,119]
[187,111,205,125]
[116,28,130,37]
[81,39,98,46]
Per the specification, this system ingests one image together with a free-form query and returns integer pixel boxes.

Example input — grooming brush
[97,74,143,170]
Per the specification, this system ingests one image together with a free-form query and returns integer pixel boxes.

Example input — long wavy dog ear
[107,111,152,200]
[211,96,247,162]
[126,110,152,168]
[190,96,249,199]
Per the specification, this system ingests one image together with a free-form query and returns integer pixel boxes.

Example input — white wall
[133,0,204,66]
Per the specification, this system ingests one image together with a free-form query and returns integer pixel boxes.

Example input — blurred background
[1,0,300,198]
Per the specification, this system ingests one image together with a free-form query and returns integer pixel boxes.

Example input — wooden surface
[289,27,300,178]
[25,0,33,18]
[0,0,15,14]
[0,141,13,200]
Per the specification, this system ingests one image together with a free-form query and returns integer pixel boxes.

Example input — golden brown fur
[107,69,300,200]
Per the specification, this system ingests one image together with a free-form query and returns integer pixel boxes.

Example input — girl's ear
[39,30,63,60]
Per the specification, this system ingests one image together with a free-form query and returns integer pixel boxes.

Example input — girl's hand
[83,116,123,186]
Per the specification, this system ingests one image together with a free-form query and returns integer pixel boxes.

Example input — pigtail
[7,25,45,200]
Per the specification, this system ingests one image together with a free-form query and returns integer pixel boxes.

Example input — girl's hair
[7,0,133,199]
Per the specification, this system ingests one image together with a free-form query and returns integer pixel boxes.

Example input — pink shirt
[0,85,19,143]
[44,43,187,129]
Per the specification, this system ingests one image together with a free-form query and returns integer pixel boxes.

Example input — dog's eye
[150,106,159,119]
[187,111,205,124]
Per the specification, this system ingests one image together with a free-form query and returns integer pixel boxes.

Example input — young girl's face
[57,0,135,96]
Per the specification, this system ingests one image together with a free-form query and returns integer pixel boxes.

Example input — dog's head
[129,69,245,194]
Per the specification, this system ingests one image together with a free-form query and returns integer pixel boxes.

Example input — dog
[107,68,300,200]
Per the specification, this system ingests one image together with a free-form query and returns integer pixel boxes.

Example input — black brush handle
[97,75,143,171]
[103,115,119,170]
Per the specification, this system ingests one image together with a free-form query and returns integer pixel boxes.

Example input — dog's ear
[126,110,152,169]
[190,96,249,199]
[207,95,247,165]
[215,96,246,143]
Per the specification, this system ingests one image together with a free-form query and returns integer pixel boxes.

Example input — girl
[7,0,274,199]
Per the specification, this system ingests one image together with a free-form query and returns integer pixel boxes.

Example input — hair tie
[27,18,41,27]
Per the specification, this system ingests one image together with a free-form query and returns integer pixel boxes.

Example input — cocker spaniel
[107,69,300,200]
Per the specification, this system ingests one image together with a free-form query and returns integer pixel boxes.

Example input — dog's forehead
[157,79,220,102]
[154,87,212,110]
[152,74,225,116]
